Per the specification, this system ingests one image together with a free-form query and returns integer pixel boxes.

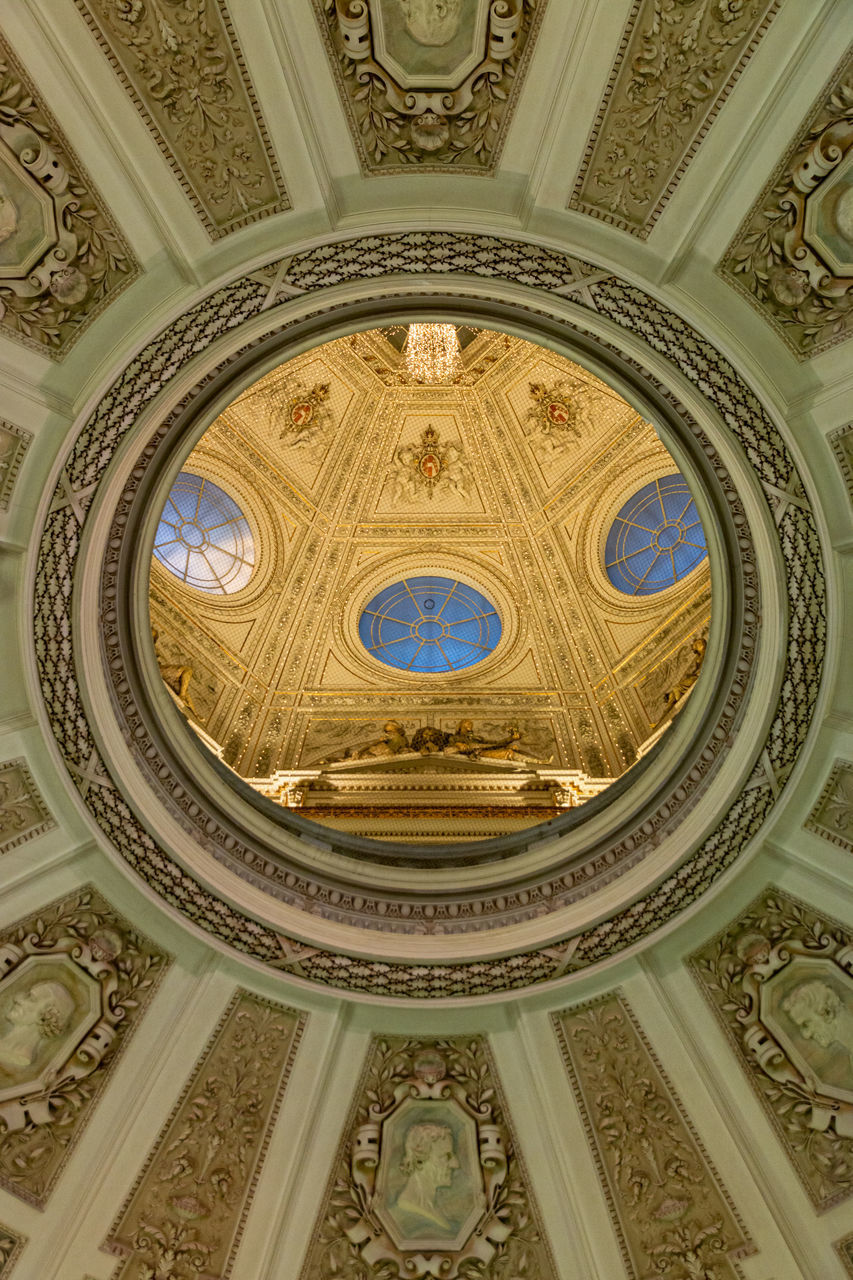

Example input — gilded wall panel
[568,0,779,237]
[0,36,139,358]
[104,990,305,1280]
[312,0,545,175]
[0,757,54,854]
[553,993,753,1279]
[0,1226,25,1277]
[691,888,853,1209]
[806,758,853,853]
[298,1034,557,1280]
[73,0,289,238]
[0,422,31,513]
[0,886,169,1207]
[719,51,853,359]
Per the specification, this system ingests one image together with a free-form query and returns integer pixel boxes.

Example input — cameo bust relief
[398,0,463,45]
[396,1121,460,1230]
[0,980,75,1073]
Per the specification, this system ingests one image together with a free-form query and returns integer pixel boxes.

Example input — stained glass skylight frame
[358,576,501,674]
[153,472,254,595]
[605,473,708,596]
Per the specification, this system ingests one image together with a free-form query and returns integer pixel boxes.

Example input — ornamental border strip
[33,232,825,998]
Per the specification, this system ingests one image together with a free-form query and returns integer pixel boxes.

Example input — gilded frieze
[0,421,31,513]
[806,758,853,854]
[313,0,545,174]
[691,888,853,1209]
[553,993,753,1279]
[569,0,779,237]
[73,0,289,238]
[0,886,169,1207]
[105,990,305,1279]
[298,1035,556,1280]
[719,51,853,358]
[0,757,54,855]
[0,36,138,358]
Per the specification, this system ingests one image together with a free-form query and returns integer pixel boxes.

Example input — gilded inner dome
[148,325,711,844]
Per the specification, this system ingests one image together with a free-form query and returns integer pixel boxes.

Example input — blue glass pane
[605,473,708,596]
[153,472,254,594]
[360,577,501,673]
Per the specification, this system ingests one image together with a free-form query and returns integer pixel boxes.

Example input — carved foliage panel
[105,989,305,1280]
[0,1226,24,1277]
[690,888,853,1209]
[553,993,753,1280]
[298,1035,557,1280]
[806,759,853,854]
[0,36,139,357]
[569,0,780,237]
[719,51,853,358]
[0,757,54,854]
[0,886,169,1207]
[313,0,545,174]
[73,0,290,238]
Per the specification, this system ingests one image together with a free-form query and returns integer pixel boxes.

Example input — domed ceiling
[149,327,711,842]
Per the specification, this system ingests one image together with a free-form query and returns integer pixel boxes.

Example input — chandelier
[403,323,462,384]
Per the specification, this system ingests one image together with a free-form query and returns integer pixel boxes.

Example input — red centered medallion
[419,452,441,479]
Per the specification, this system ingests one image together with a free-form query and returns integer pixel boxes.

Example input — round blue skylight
[153,472,254,594]
[605,473,708,596]
[359,577,501,673]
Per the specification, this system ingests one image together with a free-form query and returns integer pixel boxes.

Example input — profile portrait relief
[398,0,464,46]
[395,1121,460,1229]
[0,979,76,1073]
[782,979,853,1065]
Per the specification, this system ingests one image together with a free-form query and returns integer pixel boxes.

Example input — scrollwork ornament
[317,0,541,172]
[692,889,853,1209]
[300,1036,556,1280]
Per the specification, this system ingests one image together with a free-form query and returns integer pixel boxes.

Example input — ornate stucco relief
[691,888,853,1210]
[312,0,545,174]
[0,421,31,513]
[32,233,825,996]
[0,1227,24,1277]
[830,423,853,507]
[837,1232,853,1277]
[104,990,304,1280]
[0,757,54,855]
[553,994,753,1280]
[806,759,853,853]
[719,51,853,359]
[0,35,138,359]
[568,0,779,238]
[0,886,169,1207]
[298,1035,557,1280]
[73,0,289,239]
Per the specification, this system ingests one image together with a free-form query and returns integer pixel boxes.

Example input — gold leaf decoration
[74,0,289,238]
[553,992,753,1279]
[105,990,305,1279]
[569,0,780,237]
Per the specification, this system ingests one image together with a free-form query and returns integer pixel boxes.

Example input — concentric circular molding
[32,233,825,999]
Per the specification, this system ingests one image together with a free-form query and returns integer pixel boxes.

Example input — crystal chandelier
[403,323,462,384]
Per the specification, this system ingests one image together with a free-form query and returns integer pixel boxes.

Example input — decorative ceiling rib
[72,0,290,238]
